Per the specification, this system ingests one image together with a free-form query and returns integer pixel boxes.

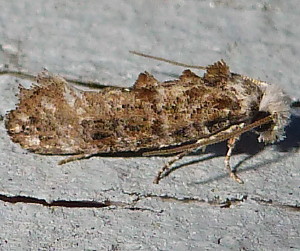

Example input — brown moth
[4,52,291,183]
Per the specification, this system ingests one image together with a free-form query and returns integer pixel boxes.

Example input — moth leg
[154,150,190,184]
[58,153,95,165]
[225,137,244,184]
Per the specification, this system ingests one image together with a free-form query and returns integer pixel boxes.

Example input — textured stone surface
[0,1,299,250]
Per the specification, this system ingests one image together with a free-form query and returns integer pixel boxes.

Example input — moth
[4,51,291,184]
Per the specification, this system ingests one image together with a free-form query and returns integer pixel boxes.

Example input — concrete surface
[0,0,299,250]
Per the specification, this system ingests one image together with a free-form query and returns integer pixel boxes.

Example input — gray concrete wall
[0,1,299,250]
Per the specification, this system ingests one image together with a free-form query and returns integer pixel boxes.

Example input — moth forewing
[5,54,292,184]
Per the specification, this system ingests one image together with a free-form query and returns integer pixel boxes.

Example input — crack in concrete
[0,193,298,213]
[0,194,111,208]
[122,191,300,211]
[121,190,248,208]
[251,197,300,212]
[0,193,162,213]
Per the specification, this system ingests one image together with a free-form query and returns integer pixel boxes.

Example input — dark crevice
[0,194,163,213]
[0,194,111,208]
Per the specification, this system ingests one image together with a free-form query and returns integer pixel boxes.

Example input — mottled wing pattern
[6,62,263,155]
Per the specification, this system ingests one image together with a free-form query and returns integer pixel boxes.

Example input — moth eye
[21,124,31,133]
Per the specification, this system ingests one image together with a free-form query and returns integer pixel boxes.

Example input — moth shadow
[161,115,300,184]
[159,134,258,184]
[275,115,300,152]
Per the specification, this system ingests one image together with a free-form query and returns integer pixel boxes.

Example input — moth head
[257,83,291,143]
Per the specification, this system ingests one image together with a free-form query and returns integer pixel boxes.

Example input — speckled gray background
[0,1,299,250]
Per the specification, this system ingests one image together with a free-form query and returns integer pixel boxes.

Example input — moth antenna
[143,114,274,156]
[130,50,207,70]
[0,69,36,81]
[0,69,107,89]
